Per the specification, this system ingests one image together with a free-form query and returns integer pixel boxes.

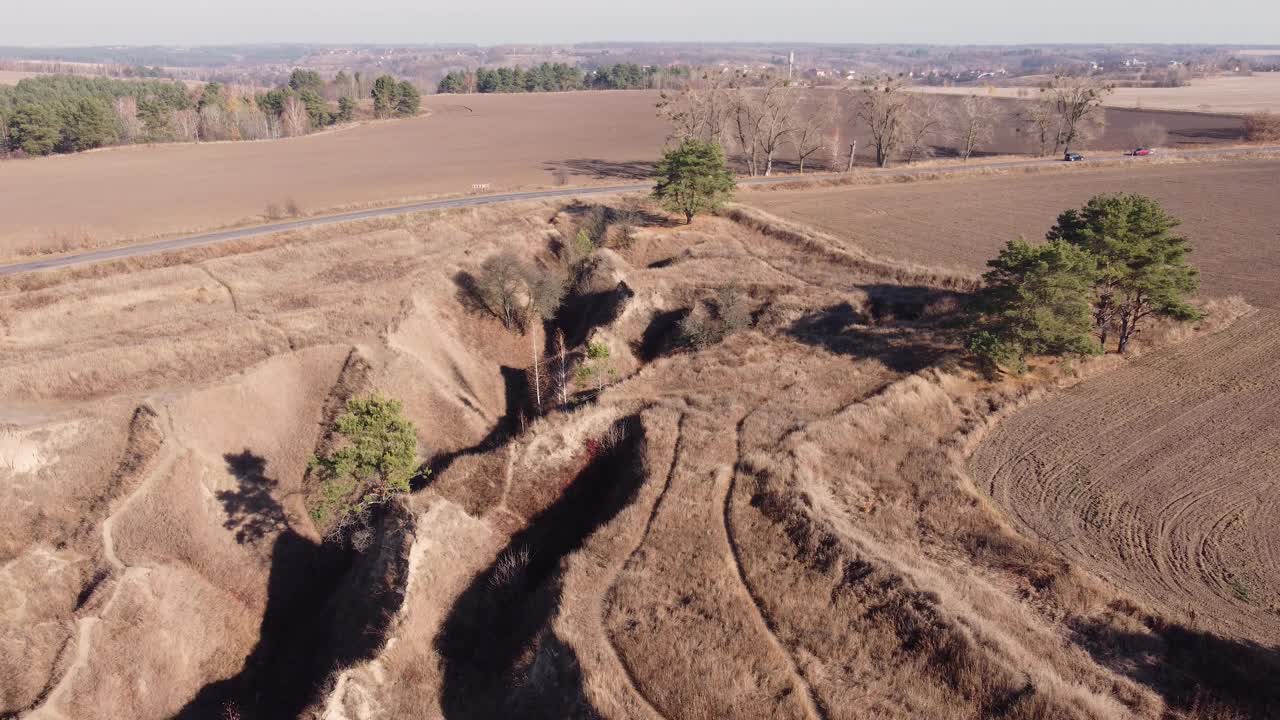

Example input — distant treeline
[1,69,420,157]
[437,62,690,94]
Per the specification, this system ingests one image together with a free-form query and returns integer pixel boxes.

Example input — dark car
[1132,147,1154,156]
[1063,151,1085,162]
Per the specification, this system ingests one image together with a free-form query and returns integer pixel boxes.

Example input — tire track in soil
[722,408,831,720]
[600,410,688,720]
[974,311,1280,643]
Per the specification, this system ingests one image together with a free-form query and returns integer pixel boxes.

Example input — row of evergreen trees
[0,76,191,155]
[1,69,422,157]
[437,62,685,94]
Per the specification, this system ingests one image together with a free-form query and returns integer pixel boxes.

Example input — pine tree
[395,81,421,117]
[7,104,61,155]
[652,139,737,223]
[371,75,399,118]
[972,238,1100,372]
[59,97,118,152]
[1048,193,1201,352]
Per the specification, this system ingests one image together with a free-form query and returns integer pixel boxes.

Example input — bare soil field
[7,188,1271,718]
[742,159,1280,308]
[972,309,1280,643]
[912,74,1280,114]
[0,90,1245,260]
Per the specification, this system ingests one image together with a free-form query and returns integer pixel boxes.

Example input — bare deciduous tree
[1016,99,1062,156]
[752,82,800,176]
[901,94,945,164]
[656,73,732,144]
[281,95,310,138]
[113,96,141,143]
[792,94,837,173]
[1130,120,1167,149]
[168,109,199,142]
[234,106,274,141]
[1244,111,1280,142]
[199,105,230,142]
[474,252,566,333]
[728,88,766,176]
[1041,75,1111,153]
[949,95,996,161]
[853,78,911,168]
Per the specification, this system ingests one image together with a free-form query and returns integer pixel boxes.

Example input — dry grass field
[0,90,1247,261]
[911,73,1280,114]
[4,164,1276,720]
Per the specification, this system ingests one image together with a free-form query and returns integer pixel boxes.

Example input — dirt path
[599,411,688,720]
[723,410,830,720]
[973,310,1280,643]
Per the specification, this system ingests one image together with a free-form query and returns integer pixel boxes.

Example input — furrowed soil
[0,90,1244,259]
[743,158,1280,650]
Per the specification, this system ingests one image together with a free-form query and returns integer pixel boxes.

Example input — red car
[1132,148,1154,156]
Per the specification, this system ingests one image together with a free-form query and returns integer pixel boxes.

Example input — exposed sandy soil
[4,167,1277,719]
[911,74,1280,114]
[742,159,1280,308]
[0,204,553,718]
[0,90,1244,259]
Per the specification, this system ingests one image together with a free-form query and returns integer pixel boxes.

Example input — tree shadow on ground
[787,296,960,374]
[544,158,657,181]
[557,199,678,230]
[425,366,532,483]
[1072,615,1280,718]
[635,308,690,362]
[177,503,412,719]
[434,416,646,720]
[552,283,635,351]
[1169,125,1246,142]
[217,450,288,545]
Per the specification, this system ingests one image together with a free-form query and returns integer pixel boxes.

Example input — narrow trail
[721,408,830,720]
[29,404,177,720]
[198,264,241,314]
[598,410,688,720]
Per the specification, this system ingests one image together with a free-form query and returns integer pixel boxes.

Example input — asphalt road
[2,146,1275,277]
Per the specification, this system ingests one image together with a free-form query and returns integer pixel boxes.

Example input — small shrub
[474,252,566,333]
[680,284,752,349]
[967,330,1025,377]
[1243,111,1280,142]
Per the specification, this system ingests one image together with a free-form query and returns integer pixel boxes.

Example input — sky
[4,0,1279,46]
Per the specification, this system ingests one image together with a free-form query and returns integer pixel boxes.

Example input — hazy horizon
[4,0,1279,47]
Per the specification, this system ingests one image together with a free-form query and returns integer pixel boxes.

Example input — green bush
[308,395,419,540]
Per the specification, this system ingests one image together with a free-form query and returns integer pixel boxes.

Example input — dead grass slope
[3,192,1267,720]
[318,200,1256,720]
